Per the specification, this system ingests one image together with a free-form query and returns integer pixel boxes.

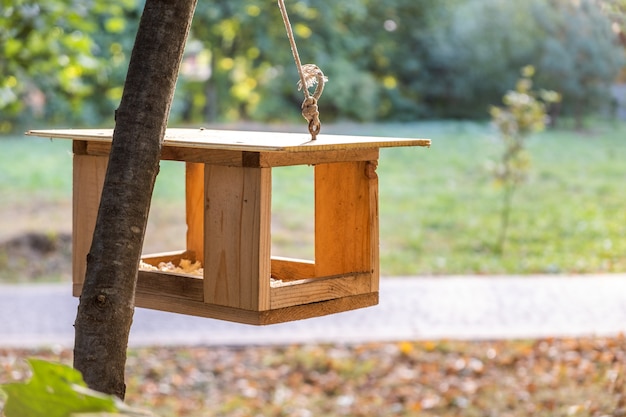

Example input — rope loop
[297,64,327,101]
[278,0,327,140]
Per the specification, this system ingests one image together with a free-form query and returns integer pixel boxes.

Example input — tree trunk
[73,0,197,399]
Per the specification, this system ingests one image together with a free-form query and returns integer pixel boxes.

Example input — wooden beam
[203,165,272,311]
[185,163,204,264]
[141,250,196,265]
[72,153,107,293]
[270,256,315,281]
[270,272,372,309]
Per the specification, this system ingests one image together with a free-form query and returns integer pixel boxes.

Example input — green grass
[2,120,625,276]
[0,137,73,201]
[0,136,186,202]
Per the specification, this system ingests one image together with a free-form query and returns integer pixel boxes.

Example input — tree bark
[73,0,197,399]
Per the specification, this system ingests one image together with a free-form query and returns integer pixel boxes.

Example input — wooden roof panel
[27,128,430,152]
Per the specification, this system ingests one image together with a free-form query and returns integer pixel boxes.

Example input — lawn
[1,120,625,276]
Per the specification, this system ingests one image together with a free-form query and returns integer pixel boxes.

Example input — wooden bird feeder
[27,128,430,325]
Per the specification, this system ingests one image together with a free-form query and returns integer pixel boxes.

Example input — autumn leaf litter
[2,336,626,416]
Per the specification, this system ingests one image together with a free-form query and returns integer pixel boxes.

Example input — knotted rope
[277,0,327,140]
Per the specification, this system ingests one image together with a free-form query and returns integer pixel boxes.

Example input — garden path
[1,275,625,348]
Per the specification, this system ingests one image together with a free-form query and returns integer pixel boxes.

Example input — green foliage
[489,66,561,254]
[417,0,541,118]
[0,359,155,417]
[1,359,117,417]
[0,0,138,132]
[419,0,624,120]
[2,0,623,129]
[602,0,626,34]
[178,0,389,123]
[533,0,625,127]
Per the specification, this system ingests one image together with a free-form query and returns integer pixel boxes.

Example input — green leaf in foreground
[0,358,118,417]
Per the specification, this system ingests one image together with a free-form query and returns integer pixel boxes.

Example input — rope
[277,0,326,140]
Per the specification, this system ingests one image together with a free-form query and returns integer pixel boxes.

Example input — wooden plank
[74,141,379,168]
[252,148,379,168]
[270,272,372,309]
[270,256,315,281]
[186,163,204,264]
[83,140,247,165]
[141,250,196,266]
[204,165,272,310]
[367,161,380,292]
[134,292,264,324]
[72,153,107,290]
[315,161,377,280]
[85,141,111,156]
[27,128,431,153]
[74,282,378,325]
[73,140,88,155]
[83,141,379,168]
[73,283,82,297]
[258,292,378,325]
[137,270,203,302]
[83,141,246,165]
[167,148,242,164]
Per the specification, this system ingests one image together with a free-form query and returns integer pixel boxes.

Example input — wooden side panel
[254,148,379,168]
[134,291,264,324]
[270,272,372,309]
[204,165,271,310]
[367,161,380,292]
[76,142,380,168]
[137,270,204,302]
[72,153,108,295]
[315,161,379,286]
[141,250,196,266]
[259,292,378,325]
[186,163,205,264]
[271,256,315,281]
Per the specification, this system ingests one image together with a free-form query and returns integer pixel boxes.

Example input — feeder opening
[143,160,186,255]
[271,165,314,261]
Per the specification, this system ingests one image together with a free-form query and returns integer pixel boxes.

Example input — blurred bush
[0,0,139,132]
[1,0,624,132]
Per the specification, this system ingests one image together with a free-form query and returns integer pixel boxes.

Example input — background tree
[417,0,542,118]
[417,0,624,122]
[489,66,560,254]
[534,0,625,128]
